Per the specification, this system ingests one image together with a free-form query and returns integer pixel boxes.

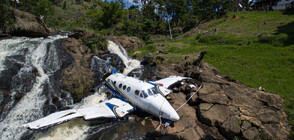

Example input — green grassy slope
[131,10,294,136]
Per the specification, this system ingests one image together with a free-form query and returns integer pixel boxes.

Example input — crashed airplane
[23,71,199,130]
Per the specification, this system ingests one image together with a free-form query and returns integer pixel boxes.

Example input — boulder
[61,38,95,102]
[0,4,49,37]
[243,127,259,140]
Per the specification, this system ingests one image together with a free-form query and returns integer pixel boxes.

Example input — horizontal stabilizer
[23,98,133,129]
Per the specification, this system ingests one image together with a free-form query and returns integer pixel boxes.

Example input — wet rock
[102,54,126,73]
[0,55,25,90]
[141,56,156,66]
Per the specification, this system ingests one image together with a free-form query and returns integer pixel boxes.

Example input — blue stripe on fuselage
[104,80,127,101]
[104,78,171,121]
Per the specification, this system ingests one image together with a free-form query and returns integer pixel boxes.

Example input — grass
[130,10,294,136]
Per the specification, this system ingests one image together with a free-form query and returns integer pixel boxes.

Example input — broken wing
[23,98,133,130]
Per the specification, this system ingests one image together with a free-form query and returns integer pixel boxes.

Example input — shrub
[258,33,288,46]
[83,34,107,53]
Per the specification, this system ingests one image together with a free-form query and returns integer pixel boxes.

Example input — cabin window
[127,87,131,92]
[135,90,139,96]
[113,81,116,85]
[107,79,110,82]
[123,85,126,90]
[119,84,122,88]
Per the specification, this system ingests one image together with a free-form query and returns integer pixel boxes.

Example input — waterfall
[35,88,108,140]
[107,40,141,75]
[0,35,72,140]
[33,40,143,139]
[0,37,143,140]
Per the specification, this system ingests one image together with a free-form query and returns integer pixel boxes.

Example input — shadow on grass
[277,21,294,45]
[283,7,294,15]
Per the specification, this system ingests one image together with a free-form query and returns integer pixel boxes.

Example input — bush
[83,34,107,53]
[258,33,288,46]
[0,4,15,32]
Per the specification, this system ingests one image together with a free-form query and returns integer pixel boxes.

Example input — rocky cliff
[149,59,291,140]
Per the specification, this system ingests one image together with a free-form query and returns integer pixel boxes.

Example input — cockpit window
[107,79,110,82]
[141,91,148,98]
[153,87,161,94]
[143,88,157,96]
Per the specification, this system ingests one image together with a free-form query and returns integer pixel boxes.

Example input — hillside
[131,10,294,137]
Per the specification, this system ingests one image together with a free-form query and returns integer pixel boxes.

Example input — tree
[87,1,124,30]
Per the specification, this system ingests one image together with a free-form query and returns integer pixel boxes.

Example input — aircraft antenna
[176,84,202,112]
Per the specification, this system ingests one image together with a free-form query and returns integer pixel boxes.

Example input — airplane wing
[150,76,191,96]
[152,76,191,89]
[23,98,133,130]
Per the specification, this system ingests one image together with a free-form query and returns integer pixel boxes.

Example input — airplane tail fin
[112,69,117,74]
[102,69,117,81]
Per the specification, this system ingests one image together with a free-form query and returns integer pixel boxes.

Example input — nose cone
[169,110,180,121]
[160,100,180,121]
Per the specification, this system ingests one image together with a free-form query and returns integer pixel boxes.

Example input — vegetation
[131,10,294,137]
[2,0,294,137]
[83,34,107,53]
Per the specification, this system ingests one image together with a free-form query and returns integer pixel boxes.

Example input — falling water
[35,88,108,140]
[0,35,73,140]
[107,40,141,75]
[0,37,143,140]
[32,40,143,139]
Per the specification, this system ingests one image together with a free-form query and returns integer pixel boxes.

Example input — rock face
[169,53,290,139]
[108,36,144,52]
[0,4,49,37]
[61,37,95,102]
[127,51,291,139]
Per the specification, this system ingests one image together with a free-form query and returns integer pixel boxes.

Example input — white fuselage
[104,73,180,121]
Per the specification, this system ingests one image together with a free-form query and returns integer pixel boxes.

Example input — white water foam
[0,37,141,140]
[107,40,141,75]
[35,88,108,140]
[0,35,67,140]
